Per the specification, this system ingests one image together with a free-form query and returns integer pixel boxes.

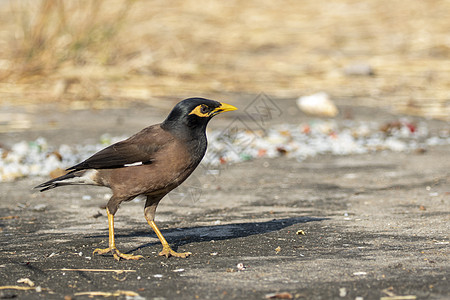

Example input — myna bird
[35,98,237,260]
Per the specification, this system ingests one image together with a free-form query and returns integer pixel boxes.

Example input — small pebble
[297,92,339,117]
[339,287,347,297]
[343,63,374,76]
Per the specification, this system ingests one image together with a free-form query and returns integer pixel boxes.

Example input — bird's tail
[34,170,86,192]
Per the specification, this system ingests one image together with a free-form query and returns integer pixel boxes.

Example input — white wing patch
[124,162,143,167]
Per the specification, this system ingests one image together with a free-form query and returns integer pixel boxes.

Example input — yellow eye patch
[189,105,210,117]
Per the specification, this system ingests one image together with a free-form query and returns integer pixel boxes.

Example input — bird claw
[93,247,144,261]
[159,247,191,258]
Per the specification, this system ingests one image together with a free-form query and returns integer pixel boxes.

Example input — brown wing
[67,124,172,171]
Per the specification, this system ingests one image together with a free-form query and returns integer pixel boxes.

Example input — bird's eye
[200,105,209,114]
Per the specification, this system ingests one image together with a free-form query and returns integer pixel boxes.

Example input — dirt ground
[1,1,449,299]
[0,97,448,299]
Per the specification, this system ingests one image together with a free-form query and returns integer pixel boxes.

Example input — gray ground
[0,97,449,300]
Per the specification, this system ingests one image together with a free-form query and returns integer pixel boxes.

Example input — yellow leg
[93,208,143,261]
[147,220,191,258]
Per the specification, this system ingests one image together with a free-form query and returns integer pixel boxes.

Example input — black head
[162,98,237,133]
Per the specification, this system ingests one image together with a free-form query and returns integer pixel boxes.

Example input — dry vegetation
[0,0,449,119]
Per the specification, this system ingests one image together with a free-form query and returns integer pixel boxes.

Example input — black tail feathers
[34,171,78,192]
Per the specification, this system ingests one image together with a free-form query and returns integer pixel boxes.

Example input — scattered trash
[296,92,339,117]
[419,205,426,211]
[32,204,47,212]
[153,274,163,278]
[0,215,19,220]
[296,230,305,235]
[198,119,449,167]
[82,195,92,201]
[353,271,367,276]
[339,287,347,297]
[17,278,35,287]
[434,241,449,245]
[74,290,140,297]
[47,268,136,274]
[236,263,246,271]
[275,246,281,253]
[172,269,185,273]
[382,287,396,297]
[210,252,218,256]
[0,285,45,291]
[0,135,124,182]
[381,286,417,299]
[1,119,449,181]
[265,292,293,299]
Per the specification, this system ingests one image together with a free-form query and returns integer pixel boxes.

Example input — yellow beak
[213,102,238,115]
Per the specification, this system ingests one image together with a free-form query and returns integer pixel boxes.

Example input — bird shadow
[92,216,327,254]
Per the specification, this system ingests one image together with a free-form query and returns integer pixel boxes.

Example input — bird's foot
[159,246,191,258]
[93,247,144,261]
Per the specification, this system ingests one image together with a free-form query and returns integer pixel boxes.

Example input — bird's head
[162,98,237,132]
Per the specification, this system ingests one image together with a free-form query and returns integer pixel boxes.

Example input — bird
[35,98,237,261]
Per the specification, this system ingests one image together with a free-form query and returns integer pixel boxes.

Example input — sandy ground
[0,97,449,299]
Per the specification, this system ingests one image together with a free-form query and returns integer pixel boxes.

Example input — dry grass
[6,0,131,77]
[0,0,449,119]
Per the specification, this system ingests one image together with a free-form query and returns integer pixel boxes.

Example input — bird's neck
[161,122,207,152]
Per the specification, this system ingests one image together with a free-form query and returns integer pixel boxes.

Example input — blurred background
[0,0,449,119]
